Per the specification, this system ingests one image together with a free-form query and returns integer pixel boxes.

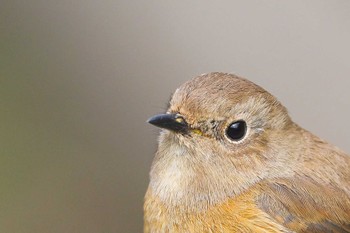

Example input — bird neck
[148,131,296,211]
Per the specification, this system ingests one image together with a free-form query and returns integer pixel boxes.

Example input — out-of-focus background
[1,0,349,232]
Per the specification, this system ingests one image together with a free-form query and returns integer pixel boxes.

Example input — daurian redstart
[145,72,350,233]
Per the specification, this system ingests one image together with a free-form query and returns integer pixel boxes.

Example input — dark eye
[226,120,247,141]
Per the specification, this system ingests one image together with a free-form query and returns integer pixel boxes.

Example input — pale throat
[148,134,266,210]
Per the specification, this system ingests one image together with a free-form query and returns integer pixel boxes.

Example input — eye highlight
[225,120,247,141]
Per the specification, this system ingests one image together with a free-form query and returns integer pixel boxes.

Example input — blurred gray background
[1,0,349,232]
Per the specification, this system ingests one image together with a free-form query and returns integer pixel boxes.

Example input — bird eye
[225,120,247,141]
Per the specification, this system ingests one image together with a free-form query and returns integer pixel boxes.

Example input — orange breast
[144,187,289,233]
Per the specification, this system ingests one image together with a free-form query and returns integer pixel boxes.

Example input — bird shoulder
[255,177,350,233]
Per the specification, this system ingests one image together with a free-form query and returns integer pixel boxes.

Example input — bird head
[147,72,296,208]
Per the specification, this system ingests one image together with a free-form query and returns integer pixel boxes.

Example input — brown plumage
[145,72,350,233]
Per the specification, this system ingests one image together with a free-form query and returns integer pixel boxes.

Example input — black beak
[147,113,188,133]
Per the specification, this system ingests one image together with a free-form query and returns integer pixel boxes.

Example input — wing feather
[256,177,350,232]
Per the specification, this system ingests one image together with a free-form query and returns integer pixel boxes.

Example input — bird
[144,72,350,233]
